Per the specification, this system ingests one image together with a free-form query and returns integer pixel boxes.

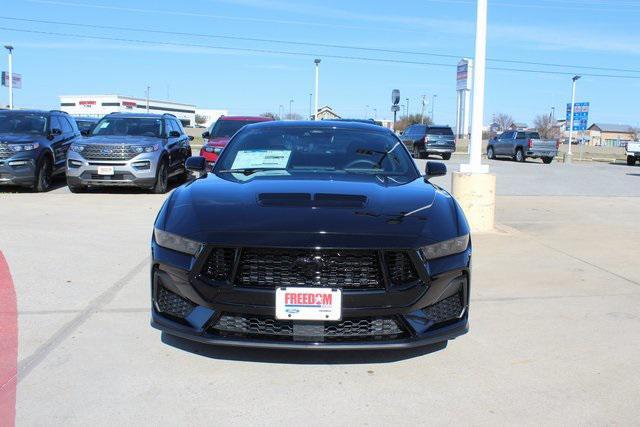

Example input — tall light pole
[365,105,369,119]
[145,85,150,113]
[289,99,294,119]
[308,93,312,120]
[278,104,284,119]
[406,98,410,117]
[4,45,13,110]
[431,94,438,123]
[420,95,427,124]
[373,108,377,120]
[566,75,581,162]
[314,59,321,120]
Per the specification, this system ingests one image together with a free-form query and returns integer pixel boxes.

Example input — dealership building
[59,94,197,126]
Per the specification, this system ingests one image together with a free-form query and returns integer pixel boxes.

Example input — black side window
[403,126,413,137]
[49,116,62,132]
[500,131,513,140]
[172,119,184,135]
[66,117,80,134]
[516,132,525,139]
[59,116,73,135]
[164,119,176,136]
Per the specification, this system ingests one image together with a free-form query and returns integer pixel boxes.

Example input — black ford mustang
[151,121,471,349]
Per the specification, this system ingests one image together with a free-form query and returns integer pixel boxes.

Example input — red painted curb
[0,251,17,427]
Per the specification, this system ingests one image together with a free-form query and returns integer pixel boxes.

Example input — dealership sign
[456,59,472,91]
[79,100,96,107]
[1,72,22,89]
[566,102,589,131]
[122,101,136,109]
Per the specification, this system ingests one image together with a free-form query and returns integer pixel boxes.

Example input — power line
[2,16,639,75]
[2,25,640,80]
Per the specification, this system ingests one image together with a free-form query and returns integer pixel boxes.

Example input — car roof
[73,116,100,121]
[0,109,54,115]
[218,116,273,121]
[104,112,167,119]
[243,120,394,133]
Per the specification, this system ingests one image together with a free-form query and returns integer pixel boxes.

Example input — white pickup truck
[627,141,640,166]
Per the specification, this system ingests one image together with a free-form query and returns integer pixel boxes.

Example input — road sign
[391,89,400,105]
[391,105,400,112]
[566,102,589,131]
[1,72,22,89]
[456,59,472,91]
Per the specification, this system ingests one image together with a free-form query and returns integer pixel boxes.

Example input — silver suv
[66,113,192,193]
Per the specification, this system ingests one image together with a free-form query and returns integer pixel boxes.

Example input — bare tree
[533,114,561,139]
[194,114,207,125]
[396,114,433,133]
[493,113,514,132]
[283,113,303,120]
[630,126,640,141]
[260,112,280,120]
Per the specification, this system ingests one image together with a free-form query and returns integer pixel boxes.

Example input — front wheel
[487,146,495,159]
[514,149,525,163]
[412,146,423,159]
[33,156,53,192]
[441,153,452,160]
[151,160,169,194]
[628,156,637,166]
[67,182,87,193]
[542,156,553,164]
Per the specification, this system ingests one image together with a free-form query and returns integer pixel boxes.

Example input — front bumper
[0,156,37,187]
[150,243,471,350]
[424,145,455,154]
[66,150,159,188]
[627,151,640,158]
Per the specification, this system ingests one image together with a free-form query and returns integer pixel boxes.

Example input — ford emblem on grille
[293,256,324,278]
[101,148,112,154]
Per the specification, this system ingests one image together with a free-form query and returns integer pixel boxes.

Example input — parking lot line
[0,251,17,427]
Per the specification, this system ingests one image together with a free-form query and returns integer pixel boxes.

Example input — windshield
[75,120,97,132]
[0,112,48,135]
[91,117,163,137]
[210,120,263,138]
[215,127,419,180]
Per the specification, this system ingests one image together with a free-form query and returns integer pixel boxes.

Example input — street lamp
[289,99,294,119]
[373,108,377,120]
[566,75,581,162]
[365,105,369,119]
[314,59,321,120]
[4,45,14,110]
[309,93,312,120]
[145,85,150,113]
[406,98,410,117]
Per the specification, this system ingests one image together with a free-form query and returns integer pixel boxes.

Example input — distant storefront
[59,94,196,126]
[587,123,636,147]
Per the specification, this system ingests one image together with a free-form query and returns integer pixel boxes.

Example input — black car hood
[0,133,40,144]
[83,135,160,145]
[158,173,464,249]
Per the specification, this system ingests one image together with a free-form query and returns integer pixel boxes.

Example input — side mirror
[80,129,91,136]
[188,135,194,141]
[185,156,207,176]
[169,130,181,138]
[201,131,210,139]
[51,128,62,136]
[425,161,447,178]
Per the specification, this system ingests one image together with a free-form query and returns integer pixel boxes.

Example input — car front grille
[80,144,139,161]
[422,292,464,325]
[0,144,13,160]
[156,287,195,319]
[200,247,424,289]
[212,313,406,341]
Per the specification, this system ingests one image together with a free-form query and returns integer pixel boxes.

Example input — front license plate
[97,166,114,176]
[275,287,342,321]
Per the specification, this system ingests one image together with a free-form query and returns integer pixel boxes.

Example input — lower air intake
[422,292,464,325]
[156,287,195,319]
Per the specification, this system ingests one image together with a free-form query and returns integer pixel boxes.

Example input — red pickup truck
[200,116,273,164]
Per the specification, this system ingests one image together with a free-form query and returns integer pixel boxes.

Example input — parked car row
[0,109,193,193]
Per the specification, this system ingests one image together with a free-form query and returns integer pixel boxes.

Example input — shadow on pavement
[161,332,447,364]
[0,175,67,193]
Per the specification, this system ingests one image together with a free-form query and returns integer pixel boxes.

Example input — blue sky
[2,0,640,126]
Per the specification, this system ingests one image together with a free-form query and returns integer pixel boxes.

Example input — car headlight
[9,143,40,152]
[70,144,85,152]
[203,146,214,153]
[132,144,160,154]
[421,234,469,260]
[213,147,223,154]
[154,228,203,256]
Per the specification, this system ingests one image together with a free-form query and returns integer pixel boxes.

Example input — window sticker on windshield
[231,150,291,169]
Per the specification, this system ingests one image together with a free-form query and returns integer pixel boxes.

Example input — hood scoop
[258,193,367,208]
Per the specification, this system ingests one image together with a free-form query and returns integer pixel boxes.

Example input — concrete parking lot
[1,157,639,425]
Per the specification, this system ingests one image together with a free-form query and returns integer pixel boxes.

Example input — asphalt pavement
[1,156,639,425]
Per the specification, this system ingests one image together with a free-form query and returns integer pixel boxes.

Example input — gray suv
[400,125,456,160]
[66,113,192,193]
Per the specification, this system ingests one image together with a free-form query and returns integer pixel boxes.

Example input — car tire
[33,156,53,192]
[152,160,169,194]
[487,146,495,159]
[514,149,525,163]
[413,146,424,159]
[542,156,553,164]
[442,153,452,161]
[627,156,636,166]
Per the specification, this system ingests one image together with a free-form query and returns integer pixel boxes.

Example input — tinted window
[58,115,73,134]
[171,119,183,135]
[0,112,48,135]
[516,132,525,139]
[527,132,540,139]
[500,131,513,139]
[210,119,264,138]
[413,125,427,136]
[67,117,80,134]
[403,126,414,137]
[426,127,454,136]
[92,117,163,137]
[215,127,418,181]
[75,120,96,133]
[50,116,62,132]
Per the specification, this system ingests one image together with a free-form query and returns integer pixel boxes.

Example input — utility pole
[373,108,377,120]
[565,75,580,163]
[278,104,284,119]
[314,59,321,120]
[420,95,427,124]
[145,85,150,113]
[309,93,312,120]
[406,98,410,118]
[551,106,555,120]
[4,45,13,109]
[289,99,294,119]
